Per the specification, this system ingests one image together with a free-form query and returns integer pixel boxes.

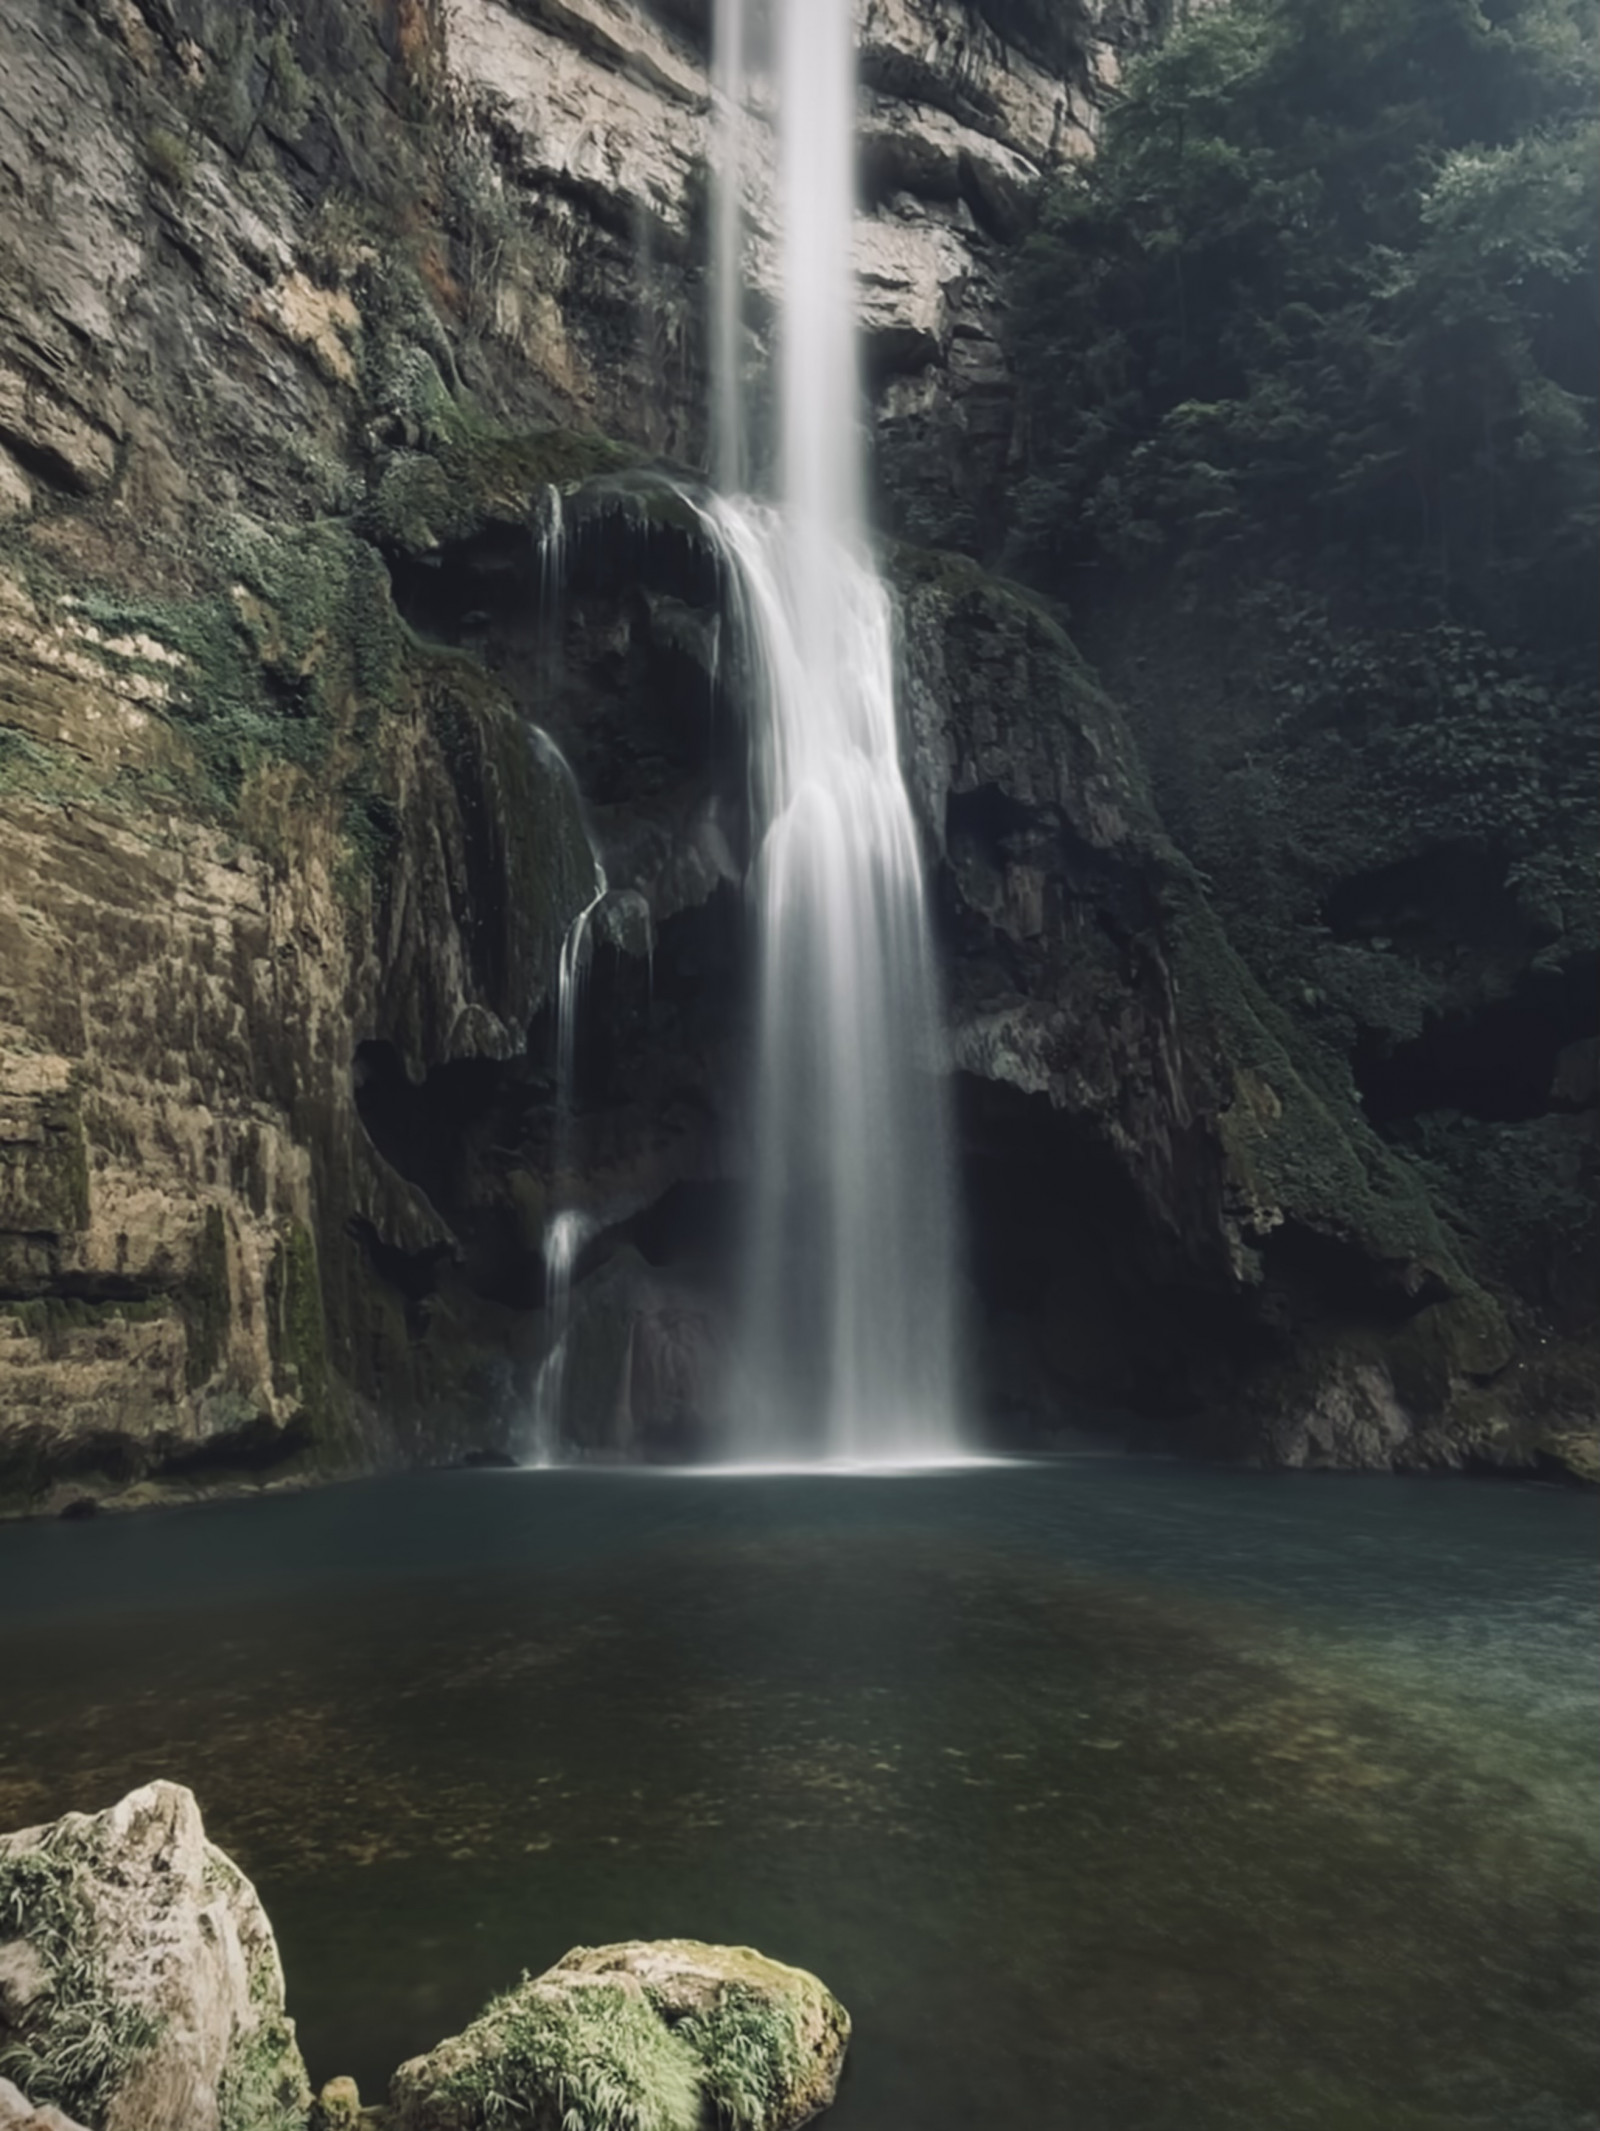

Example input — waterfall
[710,0,749,493]
[709,0,962,1461]
[523,693,607,1463]
[527,1206,594,1467]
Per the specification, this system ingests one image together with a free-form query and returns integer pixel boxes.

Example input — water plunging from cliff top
[709,0,962,1461]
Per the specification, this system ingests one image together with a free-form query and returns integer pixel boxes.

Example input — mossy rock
[0,1783,310,2131]
[388,1938,850,2131]
[366,426,642,556]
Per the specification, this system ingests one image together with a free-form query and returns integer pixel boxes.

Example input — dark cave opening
[953,1072,1230,1429]
[1325,841,1545,968]
[1354,952,1598,1125]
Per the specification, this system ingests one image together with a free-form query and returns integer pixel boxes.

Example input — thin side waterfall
[523,590,607,1461]
[710,0,962,1461]
[527,1206,594,1467]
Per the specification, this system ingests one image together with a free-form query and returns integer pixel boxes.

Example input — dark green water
[0,1461,1595,2130]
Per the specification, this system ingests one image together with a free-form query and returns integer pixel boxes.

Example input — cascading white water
[710,0,962,1461]
[527,1205,594,1467]
[710,0,749,494]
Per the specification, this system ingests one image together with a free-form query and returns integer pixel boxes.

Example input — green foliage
[67,518,406,830]
[0,1295,172,1356]
[268,1221,330,1428]
[1406,1109,1596,1250]
[195,17,315,159]
[0,1846,163,2121]
[144,126,193,191]
[426,1977,704,2131]
[675,1983,808,2130]
[216,2009,309,2131]
[1010,0,1599,661]
[1247,593,1598,936]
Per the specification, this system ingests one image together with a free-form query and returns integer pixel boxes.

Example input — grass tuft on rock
[0,1845,162,2122]
[422,1976,703,2131]
[674,1981,809,2129]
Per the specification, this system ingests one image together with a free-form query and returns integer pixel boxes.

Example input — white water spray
[527,1206,595,1467]
[709,0,962,1460]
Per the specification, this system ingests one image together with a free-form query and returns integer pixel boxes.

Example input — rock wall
[0,0,1585,1503]
[0,0,1163,1508]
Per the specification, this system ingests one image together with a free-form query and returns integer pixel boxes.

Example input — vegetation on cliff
[1010,0,1598,663]
[1005,0,1597,1448]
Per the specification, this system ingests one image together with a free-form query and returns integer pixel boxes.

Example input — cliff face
[0,0,1586,1510]
[0,0,1157,1507]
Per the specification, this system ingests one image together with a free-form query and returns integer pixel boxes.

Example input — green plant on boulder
[389,1941,850,2131]
[400,1975,704,2131]
[0,1847,163,2122]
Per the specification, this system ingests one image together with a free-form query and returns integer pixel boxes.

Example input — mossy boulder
[0,1784,310,2131]
[388,1939,850,2131]
[0,2077,90,2130]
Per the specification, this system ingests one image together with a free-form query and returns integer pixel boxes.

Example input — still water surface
[0,1460,1595,2130]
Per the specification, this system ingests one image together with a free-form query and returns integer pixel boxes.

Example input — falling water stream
[524,696,607,1463]
[709,0,962,1461]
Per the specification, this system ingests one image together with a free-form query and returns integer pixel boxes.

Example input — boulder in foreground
[0,1782,310,2131]
[0,2077,89,2130]
[389,1938,850,2131]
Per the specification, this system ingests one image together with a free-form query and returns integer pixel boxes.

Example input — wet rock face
[889,548,1586,1468]
[0,1782,310,2131]
[0,0,1162,1508]
[439,0,1157,554]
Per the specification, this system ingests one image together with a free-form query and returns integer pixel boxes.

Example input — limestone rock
[0,1781,310,2131]
[0,2077,90,2131]
[388,1938,849,2131]
[310,2076,365,2130]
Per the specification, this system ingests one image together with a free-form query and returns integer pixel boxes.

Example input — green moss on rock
[268,1220,332,1432]
[389,1940,850,2131]
[1167,894,1465,1279]
[182,1202,232,1390]
[0,1090,90,1239]
[366,422,640,556]
[0,1848,163,2122]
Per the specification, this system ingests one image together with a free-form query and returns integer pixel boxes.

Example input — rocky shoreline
[0,1785,848,2131]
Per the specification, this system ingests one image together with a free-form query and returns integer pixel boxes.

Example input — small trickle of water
[536,484,565,618]
[522,508,608,1466]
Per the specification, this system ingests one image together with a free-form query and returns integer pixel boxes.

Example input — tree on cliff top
[1009,0,1599,665]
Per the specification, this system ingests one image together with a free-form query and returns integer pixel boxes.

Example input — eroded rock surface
[389,1937,849,2131]
[0,2079,90,2131]
[0,1782,310,2131]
